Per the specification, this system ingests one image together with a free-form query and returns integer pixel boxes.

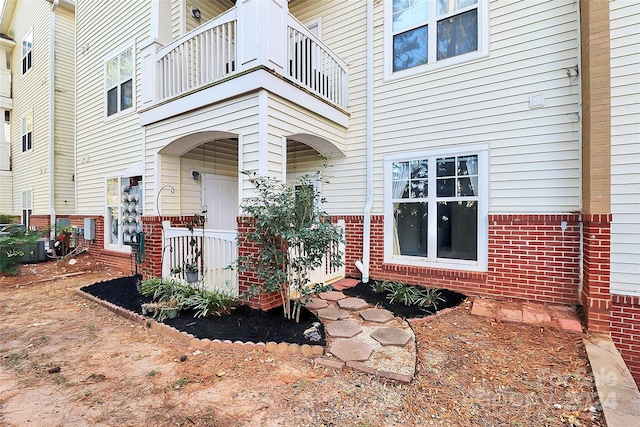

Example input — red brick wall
[488,214,581,304]
[611,294,640,388]
[236,216,283,311]
[580,214,611,332]
[336,214,581,305]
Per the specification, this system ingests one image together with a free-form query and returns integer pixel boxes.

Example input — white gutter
[48,0,59,232]
[356,0,374,283]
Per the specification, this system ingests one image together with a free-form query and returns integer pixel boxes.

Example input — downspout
[48,0,59,232]
[356,0,374,283]
[575,0,584,297]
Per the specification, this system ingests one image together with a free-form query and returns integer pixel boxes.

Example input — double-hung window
[386,0,488,78]
[384,146,488,271]
[22,190,32,227]
[22,29,33,74]
[21,112,32,152]
[105,46,134,117]
[106,175,142,249]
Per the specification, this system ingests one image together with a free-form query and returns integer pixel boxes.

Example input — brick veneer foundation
[610,294,640,388]
[335,214,581,305]
[580,214,612,333]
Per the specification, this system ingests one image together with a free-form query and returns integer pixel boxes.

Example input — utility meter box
[84,218,96,240]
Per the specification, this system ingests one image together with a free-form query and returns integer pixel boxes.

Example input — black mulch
[81,276,466,347]
[341,281,466,319]
[81,276,326,346]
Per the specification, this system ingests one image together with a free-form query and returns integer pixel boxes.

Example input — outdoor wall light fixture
[191,7,201,20]
[192,170,200,181]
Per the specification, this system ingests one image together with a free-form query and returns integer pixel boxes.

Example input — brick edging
[74,288,324,357]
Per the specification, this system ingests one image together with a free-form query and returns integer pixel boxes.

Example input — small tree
[235,170,343,321]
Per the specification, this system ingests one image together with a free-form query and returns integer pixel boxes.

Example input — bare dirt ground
[1,254,603,426]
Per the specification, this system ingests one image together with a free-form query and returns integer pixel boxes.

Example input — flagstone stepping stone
[325,320,363,338]
[318,291,346,302]
[305,298,329,310]
[360,308,394,323]
[329,339,374,362]
[371,327,412,347]
[337,297,369,311]
[317,307,351,321]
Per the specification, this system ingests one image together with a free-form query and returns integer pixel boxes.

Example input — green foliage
[181,290,237,318]
[233,166,343,321]
[375,280,444,312]
[140,277,237,319]
[0,213,16,224]
[0,228,39,276]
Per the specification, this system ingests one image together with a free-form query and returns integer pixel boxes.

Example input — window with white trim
[105,46,134,117]
[21,190,32,227]
[22,29,33,74]
[384,147,487,270]
[386,0,488,78]
[21,112,32,152]
[106,175,142,249]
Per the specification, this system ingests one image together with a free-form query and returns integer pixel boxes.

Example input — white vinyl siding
[10,0,51,217]
[53,6,76,215]
[144,92,261,215]
[289,0,368,214]
[372,0,581,214]
[610,0,640,295]
[0,172,12,213]
[76,0,149,215]
[185,0,232,33]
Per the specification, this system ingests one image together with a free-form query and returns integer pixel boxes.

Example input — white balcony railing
[162,224,238,296]
[144,1,347,110]
[156,10,237,101]
[286,16,347,109]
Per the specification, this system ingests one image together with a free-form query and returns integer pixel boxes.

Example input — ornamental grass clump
[375,280,445,313]
[234,167,344,322]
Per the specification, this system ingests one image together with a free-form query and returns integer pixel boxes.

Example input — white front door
[202,174,238,230]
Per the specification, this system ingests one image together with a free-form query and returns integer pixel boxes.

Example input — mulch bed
[81,276,466,347]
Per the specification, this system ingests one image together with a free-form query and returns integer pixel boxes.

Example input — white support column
[141,0,172,108]
[150,0,172,45]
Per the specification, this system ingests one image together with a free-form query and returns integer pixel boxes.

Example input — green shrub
[0,229,39,276]
[140,277,236,319]
[0,213,15,224]
[381,280,444,312]
[181,290,237,318]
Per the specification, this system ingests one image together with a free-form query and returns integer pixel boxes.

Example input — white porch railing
[145,2,347,110]
[291,219,346,288]
[162,223,238,296]
[156,10,237,101]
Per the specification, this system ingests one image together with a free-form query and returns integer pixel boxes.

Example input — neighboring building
[0,0,75,228]
[0,31,13,214]
[68,0,639,387]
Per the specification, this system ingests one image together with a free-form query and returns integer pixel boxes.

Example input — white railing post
[140,39,161,108]
[236,0,288,74]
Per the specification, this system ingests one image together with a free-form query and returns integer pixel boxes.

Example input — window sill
[384,49,489,82]
[381,260,487,281]
[384,255,486,273]
[104,244,132,255]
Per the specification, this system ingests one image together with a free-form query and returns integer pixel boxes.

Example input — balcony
[140,0,348,127]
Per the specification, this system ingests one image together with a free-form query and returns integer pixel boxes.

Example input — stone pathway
[471,297,583,333]
[310,279,416,383]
